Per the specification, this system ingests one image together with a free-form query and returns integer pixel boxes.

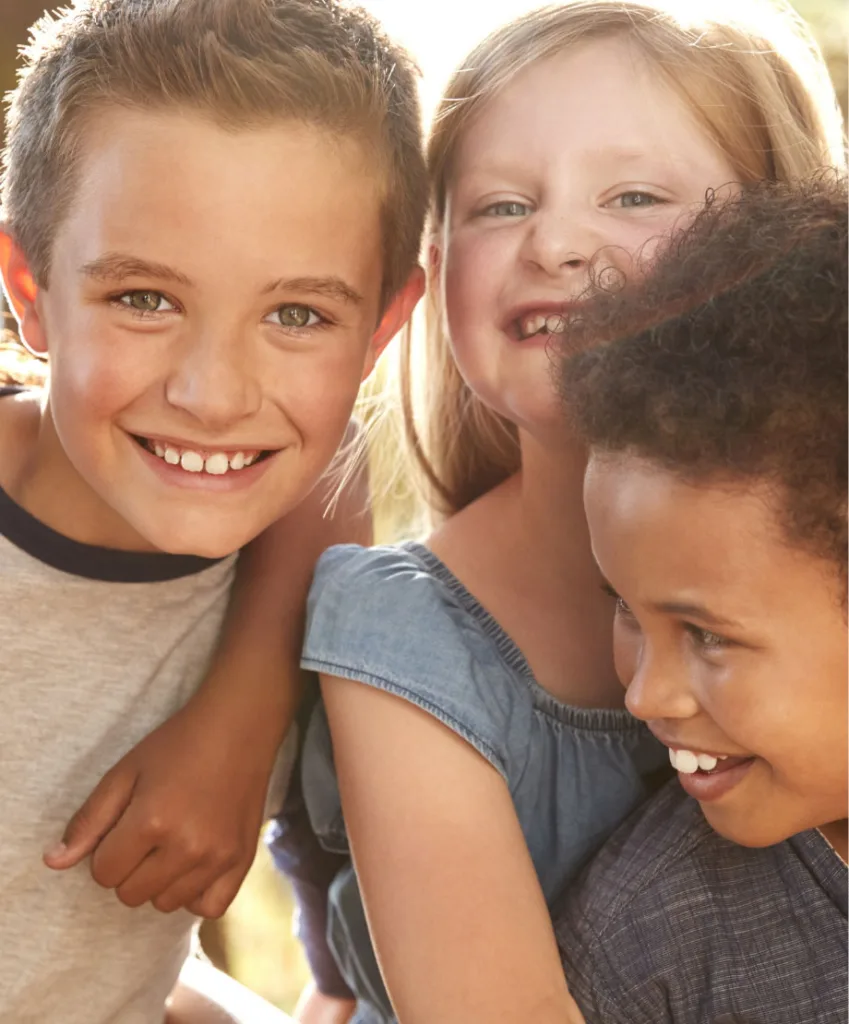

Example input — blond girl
[293,2,846,1022]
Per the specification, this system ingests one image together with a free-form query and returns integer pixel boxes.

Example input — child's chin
[701,804,792,850]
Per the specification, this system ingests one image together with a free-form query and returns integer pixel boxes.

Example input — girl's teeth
[154,444,165,458]
[519,312,568,339]
[229,451,246,471]
[164,447,180,466]
[668,748,722,774]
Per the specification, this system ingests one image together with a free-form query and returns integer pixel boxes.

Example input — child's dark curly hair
[559,173,847,577]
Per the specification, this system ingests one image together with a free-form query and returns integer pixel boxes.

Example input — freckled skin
[584,454,848,858]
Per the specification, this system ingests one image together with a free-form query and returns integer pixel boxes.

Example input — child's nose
[165,327,262,430]
[624,646,700,724]
[522,217,589,278]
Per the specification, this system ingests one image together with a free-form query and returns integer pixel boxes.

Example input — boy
[0,0,425,1020]
[554,175,847,1022]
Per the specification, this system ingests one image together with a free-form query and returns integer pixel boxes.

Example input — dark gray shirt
[555,780,847,1024]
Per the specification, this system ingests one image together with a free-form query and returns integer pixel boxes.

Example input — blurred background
[0,0,845,1013]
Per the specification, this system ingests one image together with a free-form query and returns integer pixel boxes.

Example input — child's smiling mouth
[131,434,277,476]
[666,746,757,802]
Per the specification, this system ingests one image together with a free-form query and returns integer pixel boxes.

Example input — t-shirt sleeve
[302,544,531,781]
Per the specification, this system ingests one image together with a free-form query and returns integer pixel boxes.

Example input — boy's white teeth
[669,748,726,774]
[519,312,567,339]
[150,442,260,474]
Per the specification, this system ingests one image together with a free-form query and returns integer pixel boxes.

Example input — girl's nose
[624,647,701,724]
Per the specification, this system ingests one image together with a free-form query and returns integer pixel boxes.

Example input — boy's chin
[137,520,259,559]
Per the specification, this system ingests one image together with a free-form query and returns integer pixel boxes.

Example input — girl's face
[584,454,848,857]
[439,36,739,440]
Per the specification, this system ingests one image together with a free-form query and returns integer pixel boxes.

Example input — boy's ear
[0,230,47,355]
[361,265,426,380]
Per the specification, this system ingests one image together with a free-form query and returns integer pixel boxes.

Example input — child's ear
[361,265,426,380]
[0,229,47,355]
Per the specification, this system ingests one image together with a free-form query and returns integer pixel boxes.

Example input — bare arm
[166,958,294,1024]
[52,452,371,916]
[321,676,586,1024]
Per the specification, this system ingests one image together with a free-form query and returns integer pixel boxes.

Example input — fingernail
[44,841,68,860]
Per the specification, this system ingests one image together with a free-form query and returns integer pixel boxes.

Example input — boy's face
[584,454,848,855]
[3,108,418,556]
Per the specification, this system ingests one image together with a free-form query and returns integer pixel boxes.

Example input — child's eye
[601,582,636,620]
[265,304,323,329]
[684,623,728,652]
[115,290,176,314]
[482,200,532,218]
[608,191,664,210]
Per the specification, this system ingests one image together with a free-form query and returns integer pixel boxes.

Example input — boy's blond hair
[401,0,846,523]
[1,0,427,312]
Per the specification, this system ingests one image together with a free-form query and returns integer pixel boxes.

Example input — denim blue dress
[300,542,668,1023]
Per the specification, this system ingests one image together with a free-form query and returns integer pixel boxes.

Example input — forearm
[166,958,294,1024]
[192,449,371,754]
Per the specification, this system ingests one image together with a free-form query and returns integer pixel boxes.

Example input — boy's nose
[165,330,262,430]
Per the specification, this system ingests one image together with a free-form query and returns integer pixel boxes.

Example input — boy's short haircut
[559,173,848,577]
[1,0,427,308]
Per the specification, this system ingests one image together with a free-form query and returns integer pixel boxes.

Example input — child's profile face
[584,453,848,856]
[439,36,737,442]
[15,107,394,555]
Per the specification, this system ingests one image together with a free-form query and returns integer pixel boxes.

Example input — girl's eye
[117,291,176,314]
[483,200,532,218]
[610,191,663,210]
[684,623,728,652]
[266,304,322,329]
[601,582,637,621]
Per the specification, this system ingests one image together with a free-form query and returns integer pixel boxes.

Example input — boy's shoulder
[556,780,848,1024]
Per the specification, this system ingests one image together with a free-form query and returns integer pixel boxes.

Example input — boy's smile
[1,107,399,556]
[584,453,848,858]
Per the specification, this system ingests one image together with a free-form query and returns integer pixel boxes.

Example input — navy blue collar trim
[0,386,226,582]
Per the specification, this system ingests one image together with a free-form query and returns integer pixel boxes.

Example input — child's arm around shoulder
[46,454,370,918]
[320,665,585,1024]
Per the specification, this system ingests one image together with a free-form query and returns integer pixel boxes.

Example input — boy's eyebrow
[261,276,365,306]
[79,259,364,306]
[79,253,193,287]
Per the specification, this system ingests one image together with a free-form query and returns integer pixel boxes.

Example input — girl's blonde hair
[400,0,846,525]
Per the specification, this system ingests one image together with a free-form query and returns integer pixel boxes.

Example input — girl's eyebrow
[651,600,738,628]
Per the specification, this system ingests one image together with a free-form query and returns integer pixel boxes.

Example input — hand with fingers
[44,693,277,918]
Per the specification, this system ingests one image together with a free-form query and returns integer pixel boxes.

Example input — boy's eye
[483,200,532,218]
[118,290,175,313]
[266,304,322,329]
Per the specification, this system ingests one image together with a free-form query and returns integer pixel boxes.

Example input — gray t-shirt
[556,780,848,1023]
[0,478,236,1024]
